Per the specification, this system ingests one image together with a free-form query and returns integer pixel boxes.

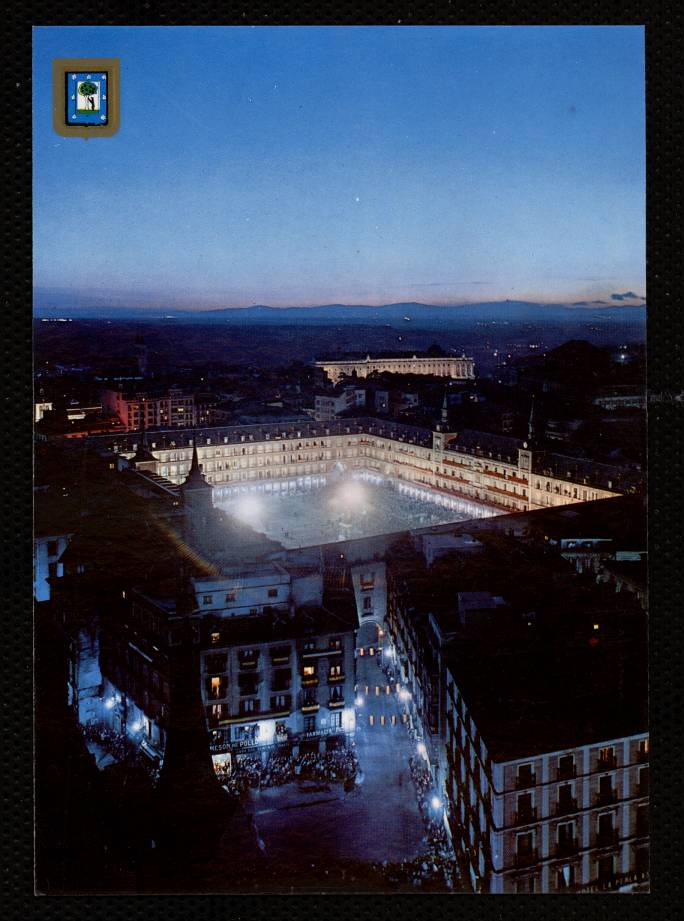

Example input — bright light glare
[237,495,261,519]
[131,720,142,732]
[431,795,442,810]
[104,698,115,710]
[338,481,366,506]
[355,695,364,707]
[417,742,427,758]
[399,688,411,701]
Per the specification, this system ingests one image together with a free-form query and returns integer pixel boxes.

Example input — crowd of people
[368,854,458,890]
[214,746,360,797]
[407,754,456,887]
[81,722,161,784]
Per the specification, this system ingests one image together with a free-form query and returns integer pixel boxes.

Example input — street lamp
[431,795,442,811]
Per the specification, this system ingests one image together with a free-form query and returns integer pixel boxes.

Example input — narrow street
[212,621,426,875]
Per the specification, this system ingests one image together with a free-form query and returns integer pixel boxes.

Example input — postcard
[33,25,647,894]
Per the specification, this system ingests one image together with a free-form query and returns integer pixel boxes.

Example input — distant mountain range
[33,295,646,327]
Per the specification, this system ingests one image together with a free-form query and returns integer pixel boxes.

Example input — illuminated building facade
[316,353,475,384]
[101,418,636,517]
[102,386,197,431]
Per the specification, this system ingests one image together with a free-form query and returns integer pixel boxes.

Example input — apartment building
[384,528,648,893]
[102,386,197,430]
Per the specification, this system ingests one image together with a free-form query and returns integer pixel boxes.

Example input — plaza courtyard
[215,473,495,548]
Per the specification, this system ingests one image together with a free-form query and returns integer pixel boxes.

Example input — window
[558,753,575,779]
[303,641,316,652]
[517,792,534,822]
[303,716,316,732]
[598,745,615,767]
[597,812,614,844]
[517,831,533,856]
[267,588,278,598]
[636,804,649,837]
[271,668,291,692]
[329,637,342,650]
[638,765,649,795]
[597,854,614,882]
[638,738,649,761]
[203,595,213,605]
[328,664,342,679]
[556,864,575,890]
[225,592,236,603]
[271,694,290,711]
[303,665,316,677]
[363,596,373,611]
[557,782,575,814]
[330,712,342,729]
[205,653,227,673]
[211,631,221,645]
[598,774,614,804]
[240,698,259,714]
[635,845,649,876]
[517,763,535,788]
[557,821,575,849]
[47,539,58,557]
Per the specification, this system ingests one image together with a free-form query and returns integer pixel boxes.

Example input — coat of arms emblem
[67,72,108,124]
[52,58,120,138]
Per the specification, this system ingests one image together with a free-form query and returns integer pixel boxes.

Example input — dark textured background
[3,5,682,918]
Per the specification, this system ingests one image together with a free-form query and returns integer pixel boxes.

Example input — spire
[441,390,449,425]
[183,433,212,490]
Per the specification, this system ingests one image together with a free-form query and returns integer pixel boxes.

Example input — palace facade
[316,354,475,384]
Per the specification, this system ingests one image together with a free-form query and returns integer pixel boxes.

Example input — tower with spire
[441,390,450,427]
[181,435,215,546]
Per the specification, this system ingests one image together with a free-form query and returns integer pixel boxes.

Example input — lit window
[203,595,213,605]
[303,665,315,677]
[211,632,220,645]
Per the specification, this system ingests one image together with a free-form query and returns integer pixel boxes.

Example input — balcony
[596,789,618,806]
[514,848,538,868]
[301,703,320,714]
[327,673,345,684]
[301,676,319,687]
[637,780,649,797]
[555,796,578,817]
[515,773,536,790]
[636,748,649,764]
[514,808,537,826]
[238,658,259,671]
[328,697,345,709]
[555,838,579,858]
[597,754,617,771]
[595,828,619,848]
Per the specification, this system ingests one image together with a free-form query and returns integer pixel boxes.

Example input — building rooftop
[445,601,647,761]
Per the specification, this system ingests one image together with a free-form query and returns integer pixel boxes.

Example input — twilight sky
[33,26,645,309]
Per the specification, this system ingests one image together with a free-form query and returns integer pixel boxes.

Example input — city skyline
[33,25,645,309]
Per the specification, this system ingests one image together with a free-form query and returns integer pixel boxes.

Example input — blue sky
[33,26,645,308]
